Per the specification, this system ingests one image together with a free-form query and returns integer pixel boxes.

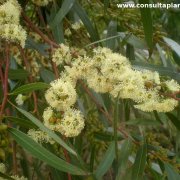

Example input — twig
[21,11,59,48]
[18,46,39,114]
[36,7,53,40]
[0,44,10,117]
[160,91,180,101]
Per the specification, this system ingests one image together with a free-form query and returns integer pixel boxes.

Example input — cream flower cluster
[45,79,77,111]
[27,129,55,144]
[51,46,179,113]
[52,44,72,66]
[43,107,85,137]
[44,45,179,137]
[0,0,26,47]
[31,0,52,6]
[44,77,85,137]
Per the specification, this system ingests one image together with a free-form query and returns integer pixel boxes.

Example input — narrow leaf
[15,107,77,156]
[106,21,117,50]
[73,2,99,42]
[116,139,133,180]
[163,37,180,57]
[95,142,115,179]
[139,0,153,51]
[8,128,86,175]
[4,116,36,129]
[8,69,29,80]
[10,82,49,95]
[164,163,180,180]
[49,0,75,28]
[132,143,147,180]
[166,113,180,131]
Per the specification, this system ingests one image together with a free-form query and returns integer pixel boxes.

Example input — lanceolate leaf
[139,0,153,51]
[95,142,115,179]
[166,113,180,131]
[15,107,77,156]
[163,37,180,57]
[49,0,76,28]
[132,143,147,180]
[73,1,99,42]
[164,163,180,180]
[8,128,87,175]
[4,116,36,129]
[116,139,133,180]
[10,82,50,95]
[8,69,29,80]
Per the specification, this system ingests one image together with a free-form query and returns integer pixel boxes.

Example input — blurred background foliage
[0,0,180,179]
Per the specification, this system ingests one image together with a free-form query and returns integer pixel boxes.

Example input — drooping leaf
[116,139,133,180]
[73,1,99,42]
[8,69,29,80]
[4,116,36,129]
[163,37,180,57]
[49,0,76,28]
[132,143,147,180]
[126,119,161,126]
[8,128,87,175]
[95,142,115,179]
[40,68,55,83]
[10,82,50,95]
[106,21,117,50]
[164,163,180,180]
[166,113,180,131]
[15,107,77,156]
[139,0,153,51]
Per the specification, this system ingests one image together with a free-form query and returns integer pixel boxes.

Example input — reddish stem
[0,44,10,117]
[0,62,4,85]
[18,46,38,114]
[22,11,59,48]
[63,149,72,180]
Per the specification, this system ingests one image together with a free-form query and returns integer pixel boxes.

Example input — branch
[0,44,10,117]
[21,11,59,48]
[18,46,38,114]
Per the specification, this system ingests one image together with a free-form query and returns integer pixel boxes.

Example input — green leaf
[114,96,119,160]
[156,43,168,67]
[94,132,123,142]
[126,119,161,126]
[10,82,50,95]
[8,128,87,175]
[95,142,115,179]
[104,0,110,12]
[132,143,147,180]
[4,116,36,129]
[106,21,117,50]
[116,139,133,180]
[139,0,153,51]
[73,1,99,42]
[25,37,48,56]
[15,107,77,156]
[49,0,76,28]
[164,163,180,180]
[40,68,55,83]
[163,37,180,57]
[166,113,180,131]
[126,43,135,61]
[8,69,29,80]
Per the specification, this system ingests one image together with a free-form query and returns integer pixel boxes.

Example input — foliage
[0,0,180,179]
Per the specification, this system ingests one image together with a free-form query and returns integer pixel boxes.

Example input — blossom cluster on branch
[38,45,180,138]
[0,0,26,47]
